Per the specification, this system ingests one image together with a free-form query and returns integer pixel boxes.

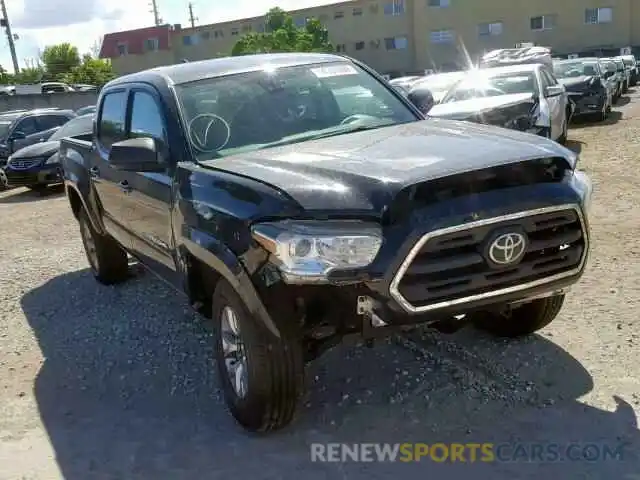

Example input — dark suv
[0,108,76,167]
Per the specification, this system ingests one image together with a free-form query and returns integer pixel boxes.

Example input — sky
[1,0,343,72]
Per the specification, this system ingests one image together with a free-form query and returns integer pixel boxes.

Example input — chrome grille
[8,158,42,170]
[389,204,588,314]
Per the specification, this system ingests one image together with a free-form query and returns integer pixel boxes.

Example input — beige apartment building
[100,0,640,76]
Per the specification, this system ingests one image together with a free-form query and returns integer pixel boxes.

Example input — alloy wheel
[220,305,249,398]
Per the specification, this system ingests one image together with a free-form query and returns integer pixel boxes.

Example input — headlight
[571,169,593,215]
[251,220,383,283]
[45,153,59,165]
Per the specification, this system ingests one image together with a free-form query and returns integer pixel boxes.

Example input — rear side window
[98,91,127,150]
[129,91,167,142]
[37,115,71,130]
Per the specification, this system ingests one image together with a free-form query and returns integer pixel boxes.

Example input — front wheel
[78,209,129,285]
[213,281,304,432]
[470,294,565,338]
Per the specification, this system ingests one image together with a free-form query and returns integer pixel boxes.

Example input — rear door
[124,86,177,282]
[540,68,564,138]
[10,116,39,152]
[89,88,136,248]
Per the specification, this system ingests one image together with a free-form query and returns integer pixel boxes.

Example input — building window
[256,24,265,33]
[478,22,503,37]
[200,31,210,40]
[585,7,613,24]
[530,15,556,31]
[294,17,306,27]
[116,42,128,56]
[242,24,252,32]
[383,0,405,15]
[334,11,344,19]
[336,43,347,52]
[144,37,159,51]
[214,30,224,38]
[355,41,365,50]
[385,35,408,49]
[427,0,449,7]
[182,35,198,46]
[369,3,379,13]
[231,27,239,36]
[353,7,363,16]
[430,30,454,44]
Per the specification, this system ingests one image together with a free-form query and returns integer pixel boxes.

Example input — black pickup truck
[61,53,592,433]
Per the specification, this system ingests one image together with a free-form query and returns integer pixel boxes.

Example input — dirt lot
[1,92,639,479]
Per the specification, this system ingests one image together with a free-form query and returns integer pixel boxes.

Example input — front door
[124,88,178,284]
[90,88,135,248]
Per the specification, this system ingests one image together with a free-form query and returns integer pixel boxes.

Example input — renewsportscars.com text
[310,442,626,463]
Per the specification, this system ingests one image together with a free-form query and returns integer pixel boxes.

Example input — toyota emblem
[488,232,527,266]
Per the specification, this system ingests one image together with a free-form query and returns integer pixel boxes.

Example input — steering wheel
[188,113,230,153]
[340,114,379,125]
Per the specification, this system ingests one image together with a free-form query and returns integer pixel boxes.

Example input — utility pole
[0,0,19,74]
[188,3,197,28]
[150,0,162,26]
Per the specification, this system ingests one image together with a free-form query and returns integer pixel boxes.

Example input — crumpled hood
[200,119,576,212]
[428,93,535,120]
[558,76,594,90]
[9,140,60,159]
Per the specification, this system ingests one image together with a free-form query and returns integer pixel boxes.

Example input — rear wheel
[213,280,304,432]
[471,295,565,338]
[78,209,129,285]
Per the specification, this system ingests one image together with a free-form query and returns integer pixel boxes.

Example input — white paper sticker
[310,64,358,78]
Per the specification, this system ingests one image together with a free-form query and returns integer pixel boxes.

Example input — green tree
[232,7,333,56]
[40,43,81,81]
[64,54,116,87]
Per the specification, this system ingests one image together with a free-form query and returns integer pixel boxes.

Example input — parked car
[72,84,98,92]
[552,57,612,121]
[40,82,75,93]
[600,59,624,101]
[428,64,571,143]
[620,55,638,86]
[407,71,467,104]
[388,75,423,92]
[604,57,630,93]
[75,105,97,116]
[61,52,592,433]
[0,108,76,168]
[4,113,93,191]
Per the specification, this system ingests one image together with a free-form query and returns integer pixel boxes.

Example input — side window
[129,91,166,142]
[14,117,38,136]
[98,91,127,150]
[37,115,71,131]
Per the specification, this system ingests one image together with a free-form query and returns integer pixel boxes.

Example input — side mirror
[10,130,25,140]
[108,137,165,172]
[407,89,435,115]
[545,85,564,97]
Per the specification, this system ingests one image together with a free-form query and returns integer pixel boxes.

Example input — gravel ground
[1,92,639,480]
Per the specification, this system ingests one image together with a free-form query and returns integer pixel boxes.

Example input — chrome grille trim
[388,203,589,314]
[8,158,42,170]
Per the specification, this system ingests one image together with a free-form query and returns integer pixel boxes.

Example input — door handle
[89,166,99,178]
[118,180,132,193]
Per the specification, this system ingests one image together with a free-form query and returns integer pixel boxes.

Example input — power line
[150,0,162,26]
[188,3,198,28]
[0,0,19,74]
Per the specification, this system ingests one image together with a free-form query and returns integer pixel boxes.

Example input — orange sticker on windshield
[310,64,358,78]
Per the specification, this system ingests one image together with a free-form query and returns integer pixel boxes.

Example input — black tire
[78,209,129,285]
[212,280,304,433]
[471,294,565,338]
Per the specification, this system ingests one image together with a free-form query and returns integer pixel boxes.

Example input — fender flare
[64,182,106,235]
[178,228,281,339]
